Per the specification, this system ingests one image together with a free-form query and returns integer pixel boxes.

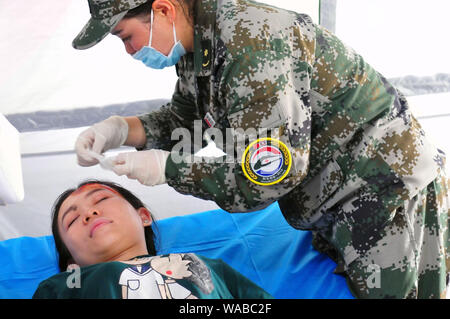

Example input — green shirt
[33,253,272,299]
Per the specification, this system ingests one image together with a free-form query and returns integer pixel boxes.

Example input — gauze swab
[86,150,116,171]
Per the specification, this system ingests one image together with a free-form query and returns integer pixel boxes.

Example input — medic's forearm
[124,116,146,149]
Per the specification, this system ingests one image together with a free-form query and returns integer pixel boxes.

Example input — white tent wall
[335,0,450,79]
[0,0,449,243]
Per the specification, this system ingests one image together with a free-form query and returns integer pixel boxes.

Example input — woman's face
[57,184,151,267]
[112,14,174,56]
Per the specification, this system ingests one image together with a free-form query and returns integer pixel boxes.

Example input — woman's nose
[83,210,99,224]
[125,42,136,55]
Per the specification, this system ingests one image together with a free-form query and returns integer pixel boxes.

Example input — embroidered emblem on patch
[241,138,292,186]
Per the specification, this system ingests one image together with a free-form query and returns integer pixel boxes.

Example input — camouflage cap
[72,0,149,50]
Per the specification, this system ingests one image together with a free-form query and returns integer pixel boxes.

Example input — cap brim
[72,11,128,50]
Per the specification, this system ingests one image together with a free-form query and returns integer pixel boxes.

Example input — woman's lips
[90,218,112,237]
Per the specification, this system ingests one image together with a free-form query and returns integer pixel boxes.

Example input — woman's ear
[152,0,177,23]
[138,207,153,226]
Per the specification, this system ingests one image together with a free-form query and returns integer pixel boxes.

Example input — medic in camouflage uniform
[73,0,449,298]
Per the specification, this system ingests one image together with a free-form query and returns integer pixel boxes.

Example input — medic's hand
[112,149,170,186]
[75,116,129,167]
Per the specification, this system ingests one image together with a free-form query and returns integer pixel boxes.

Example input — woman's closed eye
[68,215,79,229]
[96,196,109,204]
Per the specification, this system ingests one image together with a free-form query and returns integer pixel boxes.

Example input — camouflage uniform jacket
[138,0,447,277]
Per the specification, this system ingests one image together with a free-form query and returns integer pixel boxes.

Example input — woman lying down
[33,180,272,299]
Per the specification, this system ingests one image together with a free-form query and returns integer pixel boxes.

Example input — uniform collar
[193,0,217,76]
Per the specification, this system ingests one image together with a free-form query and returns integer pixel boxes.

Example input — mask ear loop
[148,9,177,49]
[172,19,177,43]
[148,9,154,47]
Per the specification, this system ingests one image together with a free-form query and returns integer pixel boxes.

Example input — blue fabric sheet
[0,202,353,299]
[0,236,59,299]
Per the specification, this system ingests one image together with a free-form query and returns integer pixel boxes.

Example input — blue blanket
[0,202,353,299]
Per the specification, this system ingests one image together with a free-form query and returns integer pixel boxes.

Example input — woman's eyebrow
[84,188,107,199]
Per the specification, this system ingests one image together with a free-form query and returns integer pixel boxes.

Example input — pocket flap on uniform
[227,103,285,133]
[227,104,286,148]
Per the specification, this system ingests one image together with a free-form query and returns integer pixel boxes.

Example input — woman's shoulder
[216,0,316,58]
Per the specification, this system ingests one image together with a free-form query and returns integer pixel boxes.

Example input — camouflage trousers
[343,168,450,299]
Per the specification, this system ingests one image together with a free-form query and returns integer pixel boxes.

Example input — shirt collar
[193,0,217,76]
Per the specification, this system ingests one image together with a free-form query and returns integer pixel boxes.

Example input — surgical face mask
[132,9,186,69]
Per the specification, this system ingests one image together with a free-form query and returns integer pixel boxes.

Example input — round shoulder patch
[241,138,292,186]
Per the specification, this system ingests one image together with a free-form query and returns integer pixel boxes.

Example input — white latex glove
[75,116,128,167]
[112,150,170,186]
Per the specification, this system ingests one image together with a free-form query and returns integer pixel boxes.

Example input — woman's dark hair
[124,0,153,20]
[124,0,195,24]
[51,179,159,272]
